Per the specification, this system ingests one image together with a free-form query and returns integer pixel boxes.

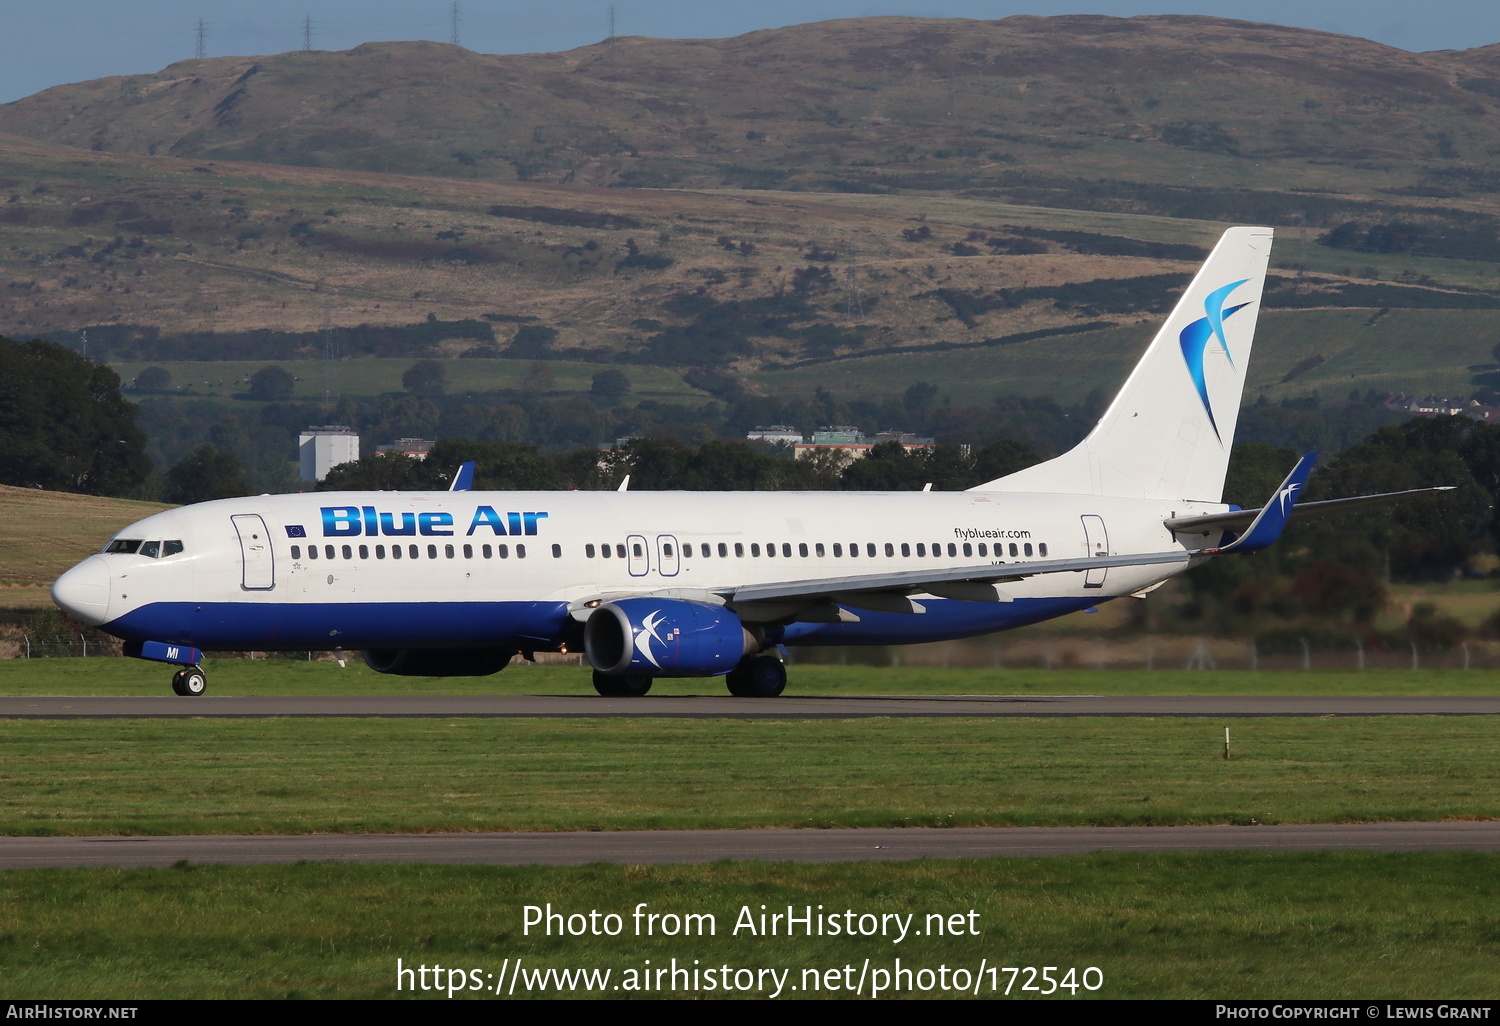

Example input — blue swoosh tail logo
[1179,278,1252,440]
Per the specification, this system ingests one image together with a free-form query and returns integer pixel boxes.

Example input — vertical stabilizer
[974,226,1273,501]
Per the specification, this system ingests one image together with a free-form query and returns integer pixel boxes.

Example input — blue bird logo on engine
[1179,278,1253,440]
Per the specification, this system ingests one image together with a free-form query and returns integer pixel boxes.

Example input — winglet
[1210,453,1316,554]
[449,461,475,492]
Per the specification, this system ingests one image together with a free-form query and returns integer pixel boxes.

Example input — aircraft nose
[52,556,111,626]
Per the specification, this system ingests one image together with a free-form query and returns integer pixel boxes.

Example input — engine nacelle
[584,598,757,677]
[361,648,513,677]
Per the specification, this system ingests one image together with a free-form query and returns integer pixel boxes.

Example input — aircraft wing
[721,549,1195,617]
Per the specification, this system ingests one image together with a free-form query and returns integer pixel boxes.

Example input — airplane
[51,226,1448,697]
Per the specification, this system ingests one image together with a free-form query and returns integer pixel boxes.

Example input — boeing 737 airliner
[51,227,1446,696]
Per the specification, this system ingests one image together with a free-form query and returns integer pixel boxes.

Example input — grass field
[3,853,1497,999]
[1,715,1495,835]
[3,658,1499,697]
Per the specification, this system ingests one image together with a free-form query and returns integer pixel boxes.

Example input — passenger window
[752,543,762,557]
[734,543,744,557]
[697,544,707,558]
[359,545,369,559]
[1009,543,1018,556]
[833,543,843,557]
[783,543,792,557]
[978,543,987,557]
[163,540,184,557]
[308,545,319,559]
[391,545,401,560]
[885,542,895,557]
[498,545,509,558]
[916,543,925,557]
[482,544,492,558]
[342,545,353,560]
[900,543,910,557]
[1039,543,1048,557]
[683,543,693,557]
[616,544,626,558]
[632,543,643,558]
[445,544,455,559]
[326,545,336,559]
[947,543,957,557]
[552,544,561,558]
[427,544,438,559]
[866,543,876,557]
[719,543,728,557]
[963,543,972,557]
[599,543,610,558]
[664,544,674,558]
[376,545,386,559]
[517,544,526,558]
[814,543,824,557]
[463,544,473,558]
[1024,543,1033,557]
[408,544,419,559]
[291,545,301,559]
[849,543,858,558]
[586,544,596,558]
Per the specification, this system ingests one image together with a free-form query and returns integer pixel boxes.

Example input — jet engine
[361,647,513,677]
[584,598,758,677]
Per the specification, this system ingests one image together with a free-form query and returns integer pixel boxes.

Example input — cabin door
[1080,515,1109,588]
[231,514,275,591]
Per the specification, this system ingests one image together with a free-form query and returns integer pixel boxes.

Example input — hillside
[0,485,171,609]
[7,16,1500,200]
[2,15,1500,416]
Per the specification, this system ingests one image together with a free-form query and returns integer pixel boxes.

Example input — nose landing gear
[171,665,207,697]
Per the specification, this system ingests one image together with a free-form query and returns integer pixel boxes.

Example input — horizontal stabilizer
[1166,485,1456,535]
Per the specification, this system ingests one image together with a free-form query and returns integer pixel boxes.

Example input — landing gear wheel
[725,655,787,697]
[171,665,207,697]
[592,670,653,697]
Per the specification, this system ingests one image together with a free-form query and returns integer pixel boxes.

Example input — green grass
[110,358,704,402]
[4,658,1499,697]
[2,716,1497,835]
[3,853,1498,998]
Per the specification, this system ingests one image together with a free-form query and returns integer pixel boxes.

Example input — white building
[299,425,360,483]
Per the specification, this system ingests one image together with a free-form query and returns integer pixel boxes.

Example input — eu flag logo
[285,525,307,538]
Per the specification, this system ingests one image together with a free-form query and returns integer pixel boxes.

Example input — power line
[194,18,207,60]
[450,2,460,46]
[302,15,313,51]
[608,5,616,46]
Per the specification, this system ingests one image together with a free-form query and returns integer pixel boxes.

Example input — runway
[4,822,1499,869]
[4,693,1500,718]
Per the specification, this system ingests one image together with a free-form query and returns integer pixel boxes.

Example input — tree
[402,359,446,396]
[163,446,250,505]
[591,369,631,397]
[0,335,151,496]
[508,325,557,359]
[317,452,443,491]
[135,366,172,391]
[248,365,295,401]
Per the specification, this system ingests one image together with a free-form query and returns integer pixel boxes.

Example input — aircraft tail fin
[974,226,1274,502]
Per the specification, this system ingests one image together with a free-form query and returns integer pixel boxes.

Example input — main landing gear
[170,665,207,697]
[725,654,787,698]
[592,670,653,697]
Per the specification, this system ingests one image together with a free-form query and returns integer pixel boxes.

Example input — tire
[725,655,786,697]
[172,666,207,697]
[592,670,652,697]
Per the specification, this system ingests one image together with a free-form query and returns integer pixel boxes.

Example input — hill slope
[6,16,1500,200]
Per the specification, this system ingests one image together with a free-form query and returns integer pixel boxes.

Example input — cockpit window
[105,539,142,554]
[163,540,184,557]
[138,541,160,558]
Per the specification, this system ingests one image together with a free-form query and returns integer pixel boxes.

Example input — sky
[3,1,1499,105]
